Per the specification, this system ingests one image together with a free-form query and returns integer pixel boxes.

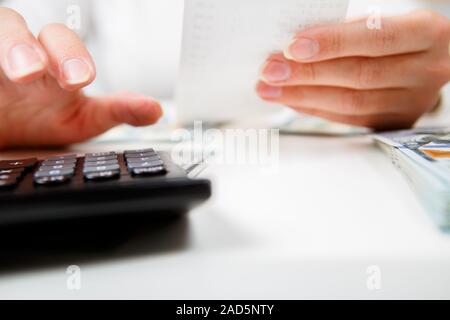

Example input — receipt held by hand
[175,0,349,125]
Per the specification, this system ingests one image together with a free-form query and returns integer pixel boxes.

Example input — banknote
[375,128,450,229]
[375,127,450,183]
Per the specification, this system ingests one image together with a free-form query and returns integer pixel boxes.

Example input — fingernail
[256,82,282,100]
[261,60,291,82]
[285,37,319,61]
[63,58,91,84]
[7,44,45,78]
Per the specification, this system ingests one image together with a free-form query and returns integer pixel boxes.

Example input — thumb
[81,92,163,136]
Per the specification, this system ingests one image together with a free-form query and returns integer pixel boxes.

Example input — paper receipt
[175,0,349,124]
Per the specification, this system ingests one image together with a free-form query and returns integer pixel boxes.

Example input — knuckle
[355,58,383,89]
[341,89,365,113]
[323,29,343,57]
[369,20,398,49]
[288,87,305,103]
[298,63,317,83]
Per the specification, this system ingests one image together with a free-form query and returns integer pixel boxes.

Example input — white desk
[1,130,450,299]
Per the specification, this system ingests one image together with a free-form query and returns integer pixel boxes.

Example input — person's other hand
[257,10,450,130]
[0,8,162,149]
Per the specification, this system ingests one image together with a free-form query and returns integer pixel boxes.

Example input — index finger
[0,7,48,83]
[284,10,443,62]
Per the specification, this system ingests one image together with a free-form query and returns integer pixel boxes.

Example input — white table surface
[1,125,450,299]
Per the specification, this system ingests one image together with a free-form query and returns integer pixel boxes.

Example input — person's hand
[0,8,162,149]
[257,10,450,130]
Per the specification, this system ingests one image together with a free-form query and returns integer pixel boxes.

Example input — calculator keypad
[0,168,25,175]
[0,179,18,188]
[0,158,37,170]
[0,158,37,189]
[83,164,120,174]
[124,148,155,154]
[0,149,168,189]
[124,149,166,176]
[127,160,164,170]
[132,166,166,176]
[84,160,118,167]
[34,175,72,186]
[34,154,77,185]
[46,154,77,161]
[86,152,116,158]
[34,168,75,178]
[0,174,20,187]
[85,155,117,162]
[0,172,21,180]
[83,152,120,181]
[125,152,158,159]
[84,170,120,181]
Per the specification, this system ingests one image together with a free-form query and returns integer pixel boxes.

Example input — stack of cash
[375,128,450,230]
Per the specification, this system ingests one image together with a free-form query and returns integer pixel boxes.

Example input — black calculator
[0,149,211,226]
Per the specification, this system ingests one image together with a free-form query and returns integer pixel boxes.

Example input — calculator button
[42,159,77,166]
[0,158,37,170]
[34,175,71,186]
[125,152,158,159]
[47,154,77,161]
[0,168,24,175]
[84,155,118,162]
[34,169,74,178]
[84,170,120,181]
[124,148,155,155]
[0,179,18,189]
[39,164,76,171]
[0,173,20,181]
[126,155,160,163]
[86,152,116,158]
[83,164,120,174]
[83,160,118,167]
[132,166,166,176]
[127,160,164,169]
